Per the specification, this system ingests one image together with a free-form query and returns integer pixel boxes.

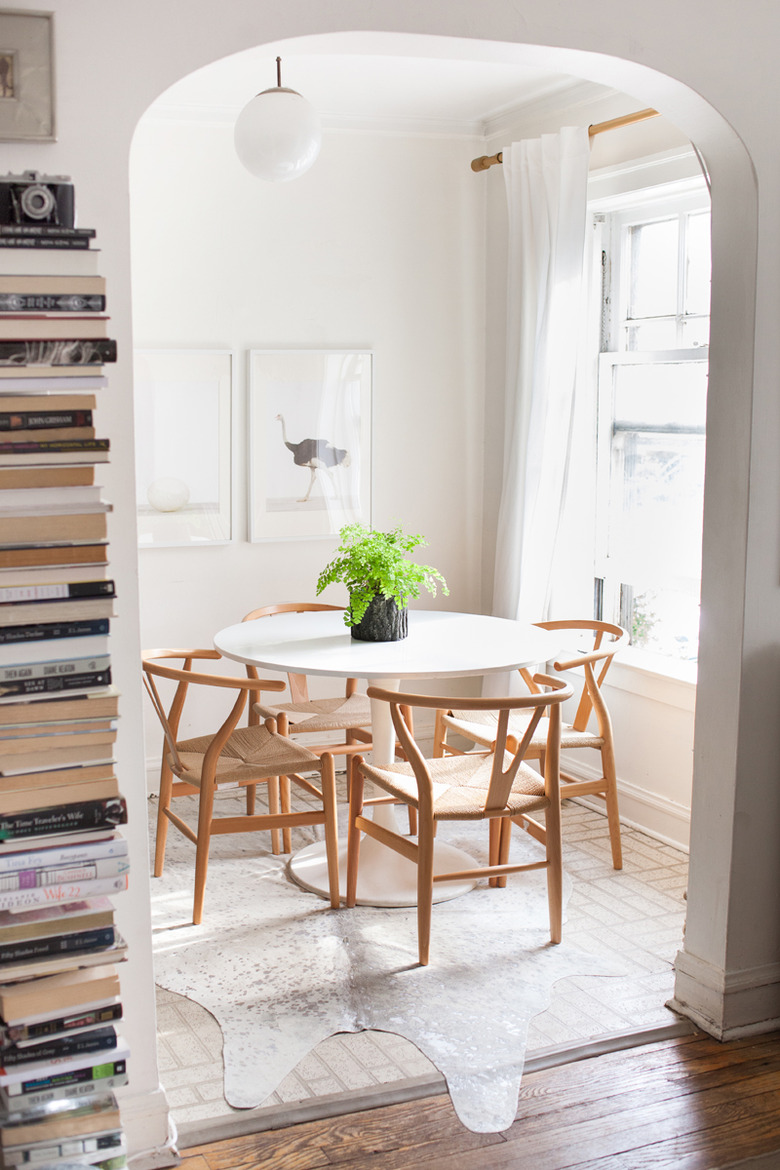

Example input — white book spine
[0,838,126,875]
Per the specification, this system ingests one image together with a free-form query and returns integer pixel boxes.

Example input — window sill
[560,646,696,712]
[604,648,697,712]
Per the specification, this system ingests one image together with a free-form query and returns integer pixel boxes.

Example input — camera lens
[20,183,56,220]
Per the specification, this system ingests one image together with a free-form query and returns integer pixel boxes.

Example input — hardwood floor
[177,1030,780,1169]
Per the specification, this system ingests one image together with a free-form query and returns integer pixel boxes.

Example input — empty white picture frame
[0,11,55,141]
[134,349,233,547]
[248,349,372,541]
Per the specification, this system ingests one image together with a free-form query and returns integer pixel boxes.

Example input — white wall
[131,117,486,757]
[12,1,779,1158]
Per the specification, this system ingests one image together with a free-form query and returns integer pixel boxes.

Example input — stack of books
[0,181,128,1169]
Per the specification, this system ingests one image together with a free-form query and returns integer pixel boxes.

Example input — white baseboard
[671,949,780,1039]
[560,752,691,852]
[120,1085,178,1167]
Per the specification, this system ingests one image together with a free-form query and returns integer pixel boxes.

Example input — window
[594,188,711,666]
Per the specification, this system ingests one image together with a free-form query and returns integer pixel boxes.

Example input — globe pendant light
[234,56,321,182]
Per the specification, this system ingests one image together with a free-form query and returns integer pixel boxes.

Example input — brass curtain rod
[470,107,660,173]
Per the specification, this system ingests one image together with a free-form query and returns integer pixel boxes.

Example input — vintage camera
[0,171,75,227]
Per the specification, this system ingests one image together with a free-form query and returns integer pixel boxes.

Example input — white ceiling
[148,31,613,136]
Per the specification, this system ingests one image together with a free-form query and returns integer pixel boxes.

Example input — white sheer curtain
[492,126,591,626]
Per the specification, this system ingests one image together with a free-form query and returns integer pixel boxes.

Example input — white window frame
[590,180,710,684]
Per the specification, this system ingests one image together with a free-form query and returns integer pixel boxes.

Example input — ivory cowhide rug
[149,795,624,1133]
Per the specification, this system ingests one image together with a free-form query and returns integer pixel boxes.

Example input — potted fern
[316,523,449,641]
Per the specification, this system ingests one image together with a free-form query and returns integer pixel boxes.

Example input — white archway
[37,4,766,1155]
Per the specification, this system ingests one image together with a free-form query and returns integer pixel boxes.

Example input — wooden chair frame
[434,619,627,870]
[346,674,572,965]
[142,648,340,924]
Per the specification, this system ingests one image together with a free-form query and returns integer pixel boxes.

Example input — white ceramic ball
[147,477,190,513]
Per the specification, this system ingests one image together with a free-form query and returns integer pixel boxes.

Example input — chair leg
[432,708,446,758]
[346,764,365,908]
[496,815,512,889]
[544,799,563,945]
[488,818,501,886]
[280,774,292,854]
[417,815,435,966]
[154,761,173,878]
[601,743,623,870]
[319,753,340,909]
[192,780,216,926]
[266,777,282,855]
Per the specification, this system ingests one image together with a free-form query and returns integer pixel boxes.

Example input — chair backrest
[241,603,354,702]
[367,676,572,818]
[521,620,627,735]
[141,649,286,778]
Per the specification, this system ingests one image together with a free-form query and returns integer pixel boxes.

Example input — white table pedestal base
[288,831,478,908]
[288,676,478,908]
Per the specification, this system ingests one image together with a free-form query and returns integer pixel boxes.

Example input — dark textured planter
[350,595,408,641]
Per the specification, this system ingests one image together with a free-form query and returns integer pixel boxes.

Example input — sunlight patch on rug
[150,802,625,1132]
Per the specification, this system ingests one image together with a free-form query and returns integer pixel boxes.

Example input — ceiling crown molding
[482,78,622,142]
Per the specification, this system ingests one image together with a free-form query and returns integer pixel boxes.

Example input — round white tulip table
[214,609,561,908]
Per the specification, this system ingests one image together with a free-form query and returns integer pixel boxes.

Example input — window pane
[680,317,710,348]
[613,360,708,430]
[685,211,711,315]
[624,585,700,661]
[609,430,705,582]
[625,319,679,351]
[628,218,679,318]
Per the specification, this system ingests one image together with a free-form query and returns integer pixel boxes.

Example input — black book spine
[0,238,91,250]
[0,410,93,430]
[0,796,126,841]
[0,226,96,239]
[0,926,116,967]
[0,339,116,365]
[0,667,111,699]
[0,1027,117,1068]
[1,580,115,603]
[1,1003,122,1045]
[0,618,110,644]
[0,294,105,313]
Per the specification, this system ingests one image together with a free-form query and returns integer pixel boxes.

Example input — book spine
[1,1004,122,1045]
[1,1069,128,1107]
[0,618,110,644]
[0,655,111,682]
[4,1060,127,1098]
[0,926,116,966]
[0,581,115,603]
[0,237,92,250]
[0,874,128,910]
[0,340,116,365]
[0,294,106,313]
[0,858,127,892]
[0,1026,117,1068]
[0,227,96,239]
[0,438,110,453]
[0,668,111,698]
[0,839,126,875]
[0,796,127,842]
[0,411,92,430]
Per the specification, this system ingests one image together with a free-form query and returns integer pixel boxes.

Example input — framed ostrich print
[248,349,372,542]
[133,349,234,547]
